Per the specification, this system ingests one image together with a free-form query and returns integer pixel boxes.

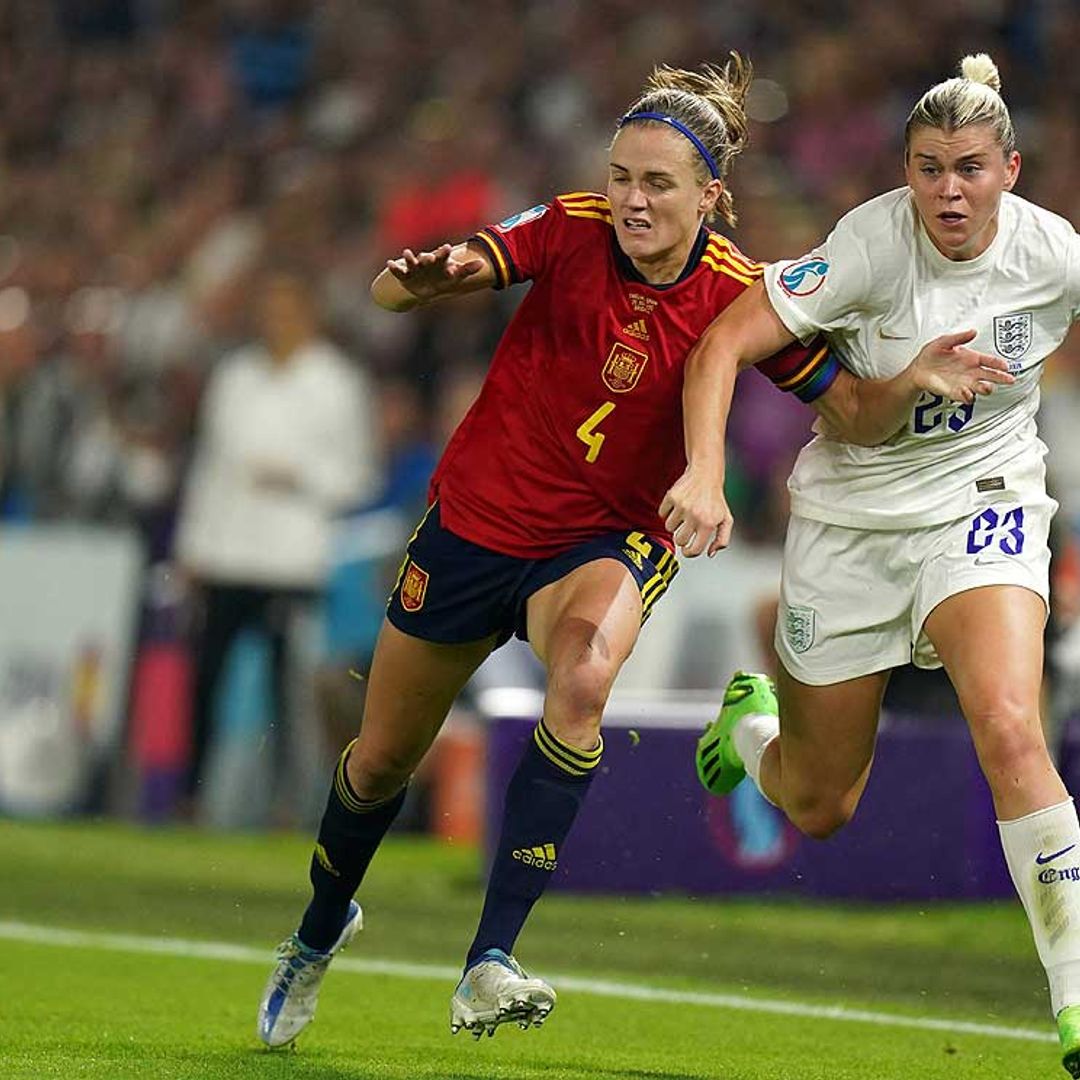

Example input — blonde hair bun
[905,52,1014,153]
[960,53,1001,93]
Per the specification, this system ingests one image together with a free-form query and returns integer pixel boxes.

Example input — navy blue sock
[466,718,602,967]
[297,739,406,952]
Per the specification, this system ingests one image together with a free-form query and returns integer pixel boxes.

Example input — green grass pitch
[0,819,1062,1079]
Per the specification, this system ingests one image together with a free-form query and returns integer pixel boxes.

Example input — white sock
[732,712,779,803]
[998,798,1080,1015]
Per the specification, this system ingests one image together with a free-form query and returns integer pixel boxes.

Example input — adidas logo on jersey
[621,318,649,341]
[512,843,558,870]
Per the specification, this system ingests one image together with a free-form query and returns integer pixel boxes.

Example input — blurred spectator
[314,375,439,753]
[314,367,480,756]
[173,265,379,813]
[10,286,127,522]
[0,285,40,517]
[227,0,314,115]
[374,375,440,517]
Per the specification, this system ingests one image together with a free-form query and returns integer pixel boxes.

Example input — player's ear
[700,179,723,216]
[1002,150,1021,192]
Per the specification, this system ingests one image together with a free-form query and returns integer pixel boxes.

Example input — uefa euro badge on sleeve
[778,257,828,297]
[494,204,548,233]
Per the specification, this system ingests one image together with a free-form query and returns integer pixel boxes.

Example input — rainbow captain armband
[755,340,840,404]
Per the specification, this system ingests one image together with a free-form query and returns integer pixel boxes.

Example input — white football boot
[449,948,556,1038]
[256,901,362,1047]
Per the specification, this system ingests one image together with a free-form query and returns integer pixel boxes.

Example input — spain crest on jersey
[400,561,429,612]
[993,311,1032,361]
[602,342,648,393]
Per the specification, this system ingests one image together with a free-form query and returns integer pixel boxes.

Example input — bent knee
[785,792,859,840]
[546,653,619,727]
[971,709,1050,776]
[976,736,1055,802]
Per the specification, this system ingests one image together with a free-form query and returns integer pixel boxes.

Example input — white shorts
[775,492,1056,685]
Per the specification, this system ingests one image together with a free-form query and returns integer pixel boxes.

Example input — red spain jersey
[429,193,835,558]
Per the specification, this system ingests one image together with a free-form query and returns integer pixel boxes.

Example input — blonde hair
[904,53,1016,156]
[619,53,752,227]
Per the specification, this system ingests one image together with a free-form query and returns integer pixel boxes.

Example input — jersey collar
[612,226,710,290]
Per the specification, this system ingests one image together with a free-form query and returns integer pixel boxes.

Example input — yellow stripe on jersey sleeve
[707,237,762,275]
[557,191,610,209]
[563,209,614,222]
[557,192,613,221]
[701,253,758,286]
[706,239,763,276]
[474,230,512,289]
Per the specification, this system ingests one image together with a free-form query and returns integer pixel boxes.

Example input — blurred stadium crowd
[0,0,1078,819]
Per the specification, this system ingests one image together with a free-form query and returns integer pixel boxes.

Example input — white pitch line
[0,919,1055,1045]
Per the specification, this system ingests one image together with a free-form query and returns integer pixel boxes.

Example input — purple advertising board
[480,691,1013,901]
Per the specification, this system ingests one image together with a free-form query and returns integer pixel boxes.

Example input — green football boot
[1059,1004,1080,1077]
[695,671,778,796]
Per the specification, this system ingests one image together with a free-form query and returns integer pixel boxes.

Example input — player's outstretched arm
[371,240,496,312]
[661,281,797,559]
[813,330,1015,446]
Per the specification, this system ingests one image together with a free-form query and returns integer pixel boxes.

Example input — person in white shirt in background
[175,265,378,817]
[660,54,1080,1075]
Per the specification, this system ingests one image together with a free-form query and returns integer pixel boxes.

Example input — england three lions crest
[784,605,815,654]
[602,342,648,393]
[993,312,1032,362]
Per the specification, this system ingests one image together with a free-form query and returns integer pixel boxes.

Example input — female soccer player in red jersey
[255,55,991,1049]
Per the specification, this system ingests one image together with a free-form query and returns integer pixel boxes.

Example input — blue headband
[617,110,720,180]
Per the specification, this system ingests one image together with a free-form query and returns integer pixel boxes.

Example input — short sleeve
[472,201,560,289]
[763,221,872,344]
[1068,230,1080,323]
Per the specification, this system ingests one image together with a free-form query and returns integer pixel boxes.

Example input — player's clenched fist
[659,466,734,558]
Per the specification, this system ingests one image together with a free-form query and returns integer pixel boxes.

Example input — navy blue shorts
[386,502,678,646]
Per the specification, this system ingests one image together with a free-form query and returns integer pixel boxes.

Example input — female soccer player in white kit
[661,54,1080,1075]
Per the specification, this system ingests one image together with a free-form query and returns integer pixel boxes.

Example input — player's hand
[909,330,1015,405]
[385,243,485,301]
[659,466,734,558]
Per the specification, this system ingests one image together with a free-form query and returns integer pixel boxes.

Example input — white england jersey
[764,188,1080,529]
